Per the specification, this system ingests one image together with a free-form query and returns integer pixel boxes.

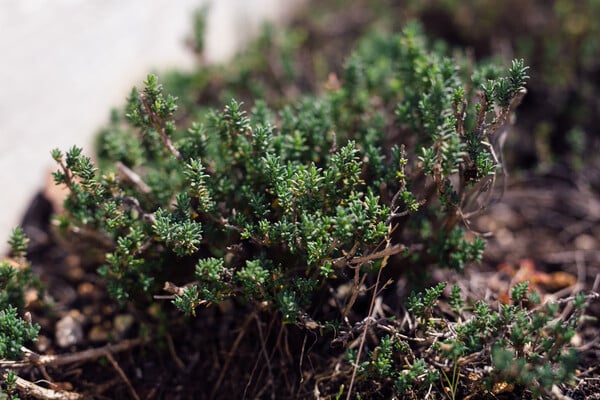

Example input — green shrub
[284,0,600,170]
[400,0,600,169]
[0,228,40,360]
[54,24,528,316]
[0,306,38,360]
[44,18,593,398]
[349,283,587,398]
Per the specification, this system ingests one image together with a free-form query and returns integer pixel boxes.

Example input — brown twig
[115,161,152,194]
[165,333,186,371]
[489,89,527,136]
[243,314,277,399]
[139,93,182,160]
[526,292,600,318]
[211,310,257,399]
[90,377,122,397]
[331,243,406,269]
[0,338,146,369]
[105,352,140,400]
[64,225,115,251]
[55,158,75,190]
[254,314,275,399]
[346,221,394,399]
[1,372,83,400]
[474,92,488,132]
[345,268,384,399]
[122,195,156,224]
[592,273,600,293]
[341,268,367,320]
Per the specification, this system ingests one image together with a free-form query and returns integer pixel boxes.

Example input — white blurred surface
[0,0,305,247]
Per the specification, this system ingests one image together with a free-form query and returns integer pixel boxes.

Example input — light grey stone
[55,314,84,348]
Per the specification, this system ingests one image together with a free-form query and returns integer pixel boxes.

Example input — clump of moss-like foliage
[58,23,527,310]
[2,18,591,399]
[0,229,40,362]
[398,0,600,170]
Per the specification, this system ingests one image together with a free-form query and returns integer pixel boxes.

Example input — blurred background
[0,0,306,246]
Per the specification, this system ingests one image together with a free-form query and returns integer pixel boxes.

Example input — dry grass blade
[105,352,141,400]
[345,222,394,399]
[211,310,257,399]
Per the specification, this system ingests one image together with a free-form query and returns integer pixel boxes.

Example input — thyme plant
[0,229,40,360]
[350,282,587,398]
[42,20,589,399]
[54,24,528,317]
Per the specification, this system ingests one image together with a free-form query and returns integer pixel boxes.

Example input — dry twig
[1,339,146,400]
[211,310,257,399]
[139,93,182,160]
[345,222,395,399]
[1,373,83,400]
[115,161,152,194]
[0,338,146,369]
[165,333,186,370]
[105,352,140,400]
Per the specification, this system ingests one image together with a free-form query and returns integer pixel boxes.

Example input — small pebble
[55,314,84,348]
[574,234,596,251]
[495,228,515,248]
[102,304,116,315]
[77,282,95,297]
[65,255,84,281]
[571,332,583,347]
[88,325,110,342]
[113,314,135,338]
[35,335,51,352]
[24,288,39,307]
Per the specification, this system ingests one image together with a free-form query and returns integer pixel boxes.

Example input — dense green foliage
[0,8,586,398]
[0,228,40,360]
[0,306,38,360]
[351,283,586,398]
[439,283,581,395]
[51,21,593,398]
[0,1,597,396]
[400,0,600,170]
[55,24,527,316]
